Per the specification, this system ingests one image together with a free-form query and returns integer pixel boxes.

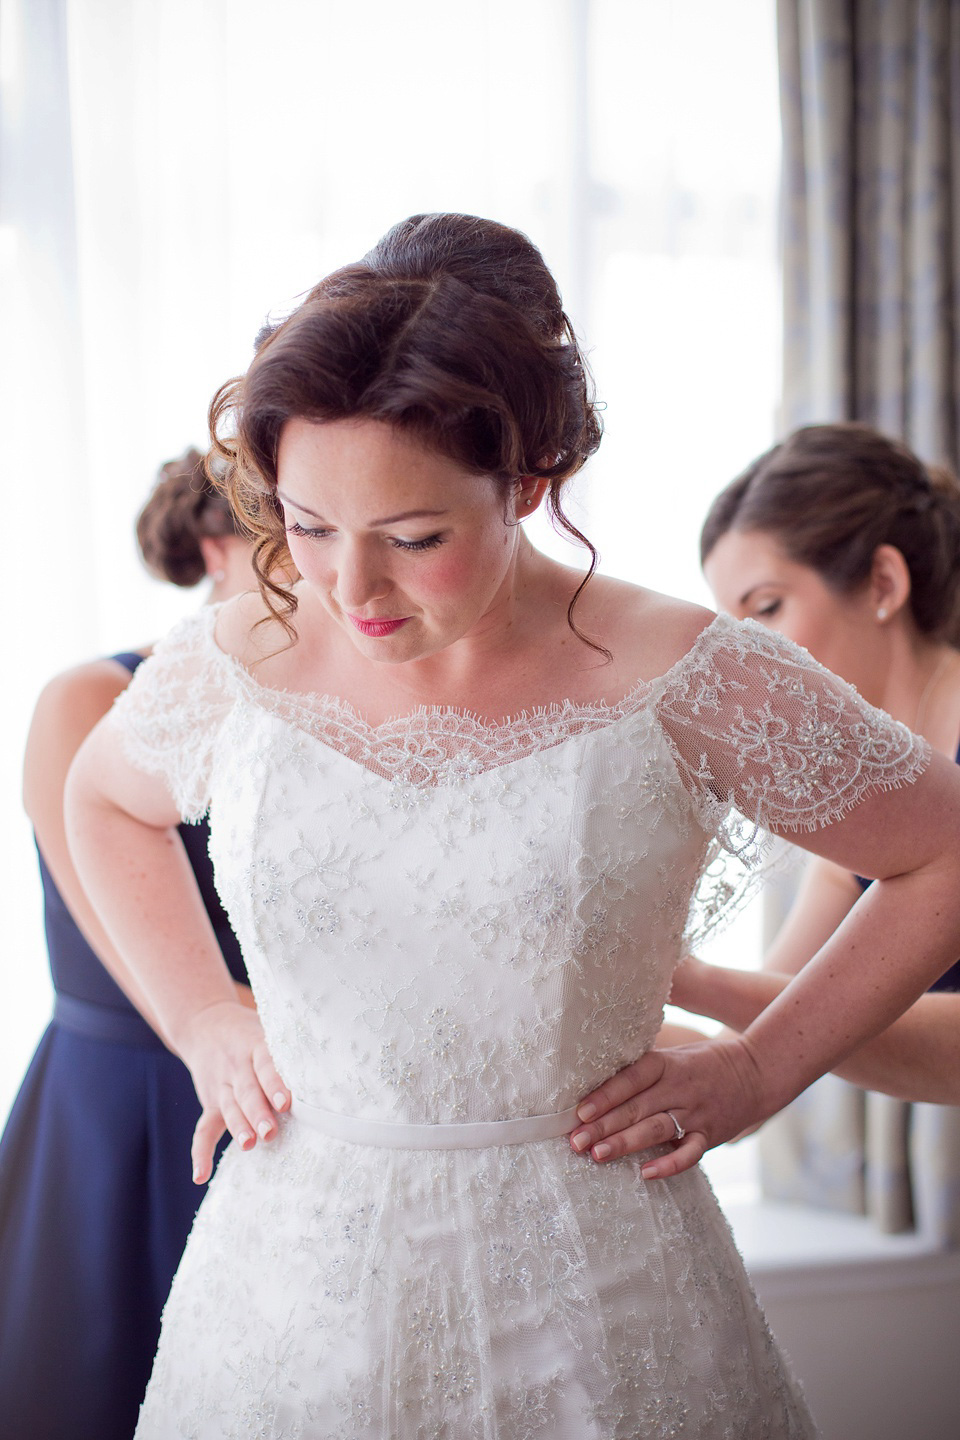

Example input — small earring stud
[877,607,888,621]
[524,498,533,507]
[212,569,226,584]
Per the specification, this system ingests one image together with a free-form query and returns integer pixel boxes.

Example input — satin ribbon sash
[292,1099,580,1150]
[52,992,165,1049]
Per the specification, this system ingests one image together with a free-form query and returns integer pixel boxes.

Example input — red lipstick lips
[348,615,409,638]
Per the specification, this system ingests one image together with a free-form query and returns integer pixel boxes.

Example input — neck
[876,628,960,750]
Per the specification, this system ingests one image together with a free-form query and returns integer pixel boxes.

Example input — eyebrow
[276,491,449,527]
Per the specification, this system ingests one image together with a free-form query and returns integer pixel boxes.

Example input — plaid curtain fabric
[778,0,960,472]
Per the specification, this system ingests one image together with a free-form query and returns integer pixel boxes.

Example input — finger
[191,1107,226,1186]
[231,1058,288,1145]
[253,1045,291,1115]
[575,1052,665,1125]
[640,1132,707,1179]
[579,1110,687,1163]
[221,1093,258,1151]
[570,1092,653,1153]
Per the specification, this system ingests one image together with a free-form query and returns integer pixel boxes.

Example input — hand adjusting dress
[110,608,928,1440]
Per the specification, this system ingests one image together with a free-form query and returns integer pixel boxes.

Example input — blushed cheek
[414,553,483,598]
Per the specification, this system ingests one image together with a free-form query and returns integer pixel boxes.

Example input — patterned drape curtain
[779,0,960,469]
[766,0,960,1245]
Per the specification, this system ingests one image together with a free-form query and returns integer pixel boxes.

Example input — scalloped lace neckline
[205,609,732,741]
[196,610,735,786]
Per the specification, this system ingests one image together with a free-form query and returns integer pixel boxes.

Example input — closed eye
[389,535,445,552]
[755,599,782,620]
[285,520,331,539]
[285,521,445,553]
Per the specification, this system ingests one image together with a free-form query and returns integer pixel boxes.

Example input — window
[1,1,780,1137]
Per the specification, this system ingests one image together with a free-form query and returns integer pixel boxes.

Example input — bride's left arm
[572,621,960,1176]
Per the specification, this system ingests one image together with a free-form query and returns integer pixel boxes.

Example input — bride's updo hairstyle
[136,448,241,587]
[209,213,603,642]
[701,422,960,645]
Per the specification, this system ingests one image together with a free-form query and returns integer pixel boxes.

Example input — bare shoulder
[578,573,717,684]
[24,658,136,815]
[213,588,295,666]
[29,658,135,742]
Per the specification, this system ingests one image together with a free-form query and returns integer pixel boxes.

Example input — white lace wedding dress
[111,607,928,1439]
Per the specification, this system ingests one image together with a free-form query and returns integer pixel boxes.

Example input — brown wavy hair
[208,213,603,646]
[137,448,242,587]
[700,422,960,644]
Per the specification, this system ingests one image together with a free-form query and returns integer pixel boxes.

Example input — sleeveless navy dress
[0,652,247,1440]
[854,737,960,992]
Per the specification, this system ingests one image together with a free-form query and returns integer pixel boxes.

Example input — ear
[514,478,551,518]
[869,544,912,624]
[198,534,232,578]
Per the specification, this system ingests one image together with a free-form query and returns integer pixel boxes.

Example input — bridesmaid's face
[275,417,527,664]
[704,528,888,704]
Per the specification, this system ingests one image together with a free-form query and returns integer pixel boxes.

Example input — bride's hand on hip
[177,1001,291,1184]
[569,1036,764,1178]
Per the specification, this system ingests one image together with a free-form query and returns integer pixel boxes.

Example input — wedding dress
[113,606,927,1439]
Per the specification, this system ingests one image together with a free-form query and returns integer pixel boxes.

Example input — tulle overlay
[142,1127,806,1439]
[107,607,928,1438]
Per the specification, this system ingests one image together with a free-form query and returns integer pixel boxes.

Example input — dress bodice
[106,606,929,1119]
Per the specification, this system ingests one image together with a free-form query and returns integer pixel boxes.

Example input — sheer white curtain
[0,0,779,1128]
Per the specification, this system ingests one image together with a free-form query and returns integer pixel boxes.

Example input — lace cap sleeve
[104,606,235,823]
[655,614,931,942]
[656,614,930,835]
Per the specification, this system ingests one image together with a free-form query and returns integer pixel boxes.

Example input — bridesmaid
[575,422,960,1148]
[0,449,254,1440]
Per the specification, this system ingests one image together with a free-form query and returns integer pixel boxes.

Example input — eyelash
[284,521,445,553]
[756,599,781,618]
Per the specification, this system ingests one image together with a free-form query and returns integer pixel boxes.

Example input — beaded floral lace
[108,606,927,1439]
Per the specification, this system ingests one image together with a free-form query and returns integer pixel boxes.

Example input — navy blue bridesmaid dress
[0,652,247,1440]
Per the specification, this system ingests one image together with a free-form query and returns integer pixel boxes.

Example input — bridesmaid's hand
[569,1035,764,1178]
[666,953,713,1014]
[177,1001,291,1184]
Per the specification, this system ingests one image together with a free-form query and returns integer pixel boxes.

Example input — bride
[67,213,960,1438]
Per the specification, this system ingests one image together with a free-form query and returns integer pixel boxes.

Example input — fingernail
[192,1167,203,1184]
[257,1120,273,1140]
[571,1131,591,1152]
[593,1142,611,1161]
[641,1162,659,1179]
[577,1102,597,1121]
[273,1092,288,1110]
[238,1131,254,1148]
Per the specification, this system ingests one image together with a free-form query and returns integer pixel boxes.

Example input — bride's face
[276,417,524,663]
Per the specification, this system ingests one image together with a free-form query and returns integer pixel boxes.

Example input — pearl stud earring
[877,607,888,621]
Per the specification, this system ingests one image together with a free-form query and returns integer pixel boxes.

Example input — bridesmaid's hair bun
[136,448,239,587]
[701,422,960,644]
[210,212,604,646]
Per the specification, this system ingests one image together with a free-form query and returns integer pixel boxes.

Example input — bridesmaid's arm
[65,717,289,1183]
[670,957,960,1107]
[760,855,861,976]
[23,661,163,1030]
[654,1020,709,1048]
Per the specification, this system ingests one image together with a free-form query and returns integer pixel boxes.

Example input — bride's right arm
[65,720,290,1183]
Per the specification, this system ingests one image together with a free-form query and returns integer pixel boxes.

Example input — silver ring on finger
[666,1110,685,1142]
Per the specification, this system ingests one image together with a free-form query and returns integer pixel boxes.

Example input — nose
[335,538,391,612]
